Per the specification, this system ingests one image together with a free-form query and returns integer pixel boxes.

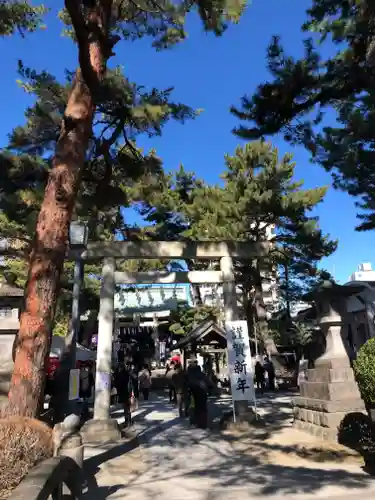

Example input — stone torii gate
[70,241,268,439]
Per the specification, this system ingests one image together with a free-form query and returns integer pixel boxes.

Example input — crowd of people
[45,348,277,428]
[165,358,214,429]
[112,356,214,430]
[254,356,276,393]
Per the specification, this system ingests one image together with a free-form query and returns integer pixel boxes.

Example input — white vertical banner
[225,320,256,403]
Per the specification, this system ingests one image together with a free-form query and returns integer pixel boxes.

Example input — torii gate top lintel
[69,240,269,261]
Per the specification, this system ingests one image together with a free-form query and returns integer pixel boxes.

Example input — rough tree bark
[254,262,278,355]
[8,0,114,417]
[192,284,203,305]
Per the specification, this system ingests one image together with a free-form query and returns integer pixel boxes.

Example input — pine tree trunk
[192,284,203,305]
[8,71,94,417]
[254,263,278,355]
[284,261,291,320]
[244,295,257,356]
[7,0,113,417]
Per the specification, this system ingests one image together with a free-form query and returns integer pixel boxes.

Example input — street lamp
[68,221,88,370]
[69,221,89,248]
[55,221,89,460]
[54,222,89,423]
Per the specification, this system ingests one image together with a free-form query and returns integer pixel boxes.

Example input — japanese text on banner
[225,320,255,402]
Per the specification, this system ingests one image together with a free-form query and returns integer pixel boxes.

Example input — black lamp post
[68,221,88,369]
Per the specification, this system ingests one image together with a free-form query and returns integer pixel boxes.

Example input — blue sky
[1,0,373,283]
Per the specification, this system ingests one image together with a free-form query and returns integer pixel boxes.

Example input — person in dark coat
[79,363,94,418]
[264,356,276,390]
[187,364,210,429]
[254,361,265,394]
[113,364,133,427]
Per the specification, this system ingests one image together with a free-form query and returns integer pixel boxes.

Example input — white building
[349,262,375,284]
[343,263,375,354]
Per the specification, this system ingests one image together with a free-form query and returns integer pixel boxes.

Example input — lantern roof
[304,278,365,302]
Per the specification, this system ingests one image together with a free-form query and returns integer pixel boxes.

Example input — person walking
[264,356,276,390]
[187,364,210,429]
[130,364,139,410]
[171,362,186,417]
[166,361,177,403]
[113,363,133,427]
[80,362,94,419]
[139,364,152,401]
[254,360,265,394]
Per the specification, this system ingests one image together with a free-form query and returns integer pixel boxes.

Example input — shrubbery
[0,412,53,499]
[353,337,375,409]
[338,412,375,468]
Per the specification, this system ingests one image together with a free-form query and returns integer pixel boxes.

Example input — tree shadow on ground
[209,392,294,439]
[125,424,375,499]
[83,393,375,499]
[81,466,123,500]
[84,395,181,476]
[230,436,360,464]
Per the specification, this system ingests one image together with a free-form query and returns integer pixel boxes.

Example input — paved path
[85,394,375,500]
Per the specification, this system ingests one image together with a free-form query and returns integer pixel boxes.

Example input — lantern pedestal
[293,281,365,441]
[294,360,365,440]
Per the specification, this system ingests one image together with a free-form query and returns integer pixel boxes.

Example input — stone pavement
[83,393,375,500]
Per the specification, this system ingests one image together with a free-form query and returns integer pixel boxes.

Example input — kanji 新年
[233,359,247,374]
[236,377,250,393]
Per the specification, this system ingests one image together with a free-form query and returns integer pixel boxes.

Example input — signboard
[68,369,80,401]
[115,284,191,313]
[96,371,111,392]
[225,320,256,403]
[159,341,166,359]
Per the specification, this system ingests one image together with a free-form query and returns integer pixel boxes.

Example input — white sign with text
[225,320,256,402]
[68,369,80,401]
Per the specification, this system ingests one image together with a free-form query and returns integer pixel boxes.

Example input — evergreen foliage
[169,301,220,336]
[0,64,196,330]
[354,337,375,408]
[0,1,46,36]
[231,0,375,230]
[60,0,247,50]
[2,0,248,417]
[138,141,336,345]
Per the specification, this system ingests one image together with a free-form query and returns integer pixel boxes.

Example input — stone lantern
[293,278,366,441]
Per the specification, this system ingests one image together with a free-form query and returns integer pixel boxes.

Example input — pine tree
[0,1,46,36]
[231,0,375,231]
[169,302,220,336]
[8,0,248,417]
[191,142,336,350]
[138,165,207,303]
[2,63,196,415]
[143,142,337,351]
